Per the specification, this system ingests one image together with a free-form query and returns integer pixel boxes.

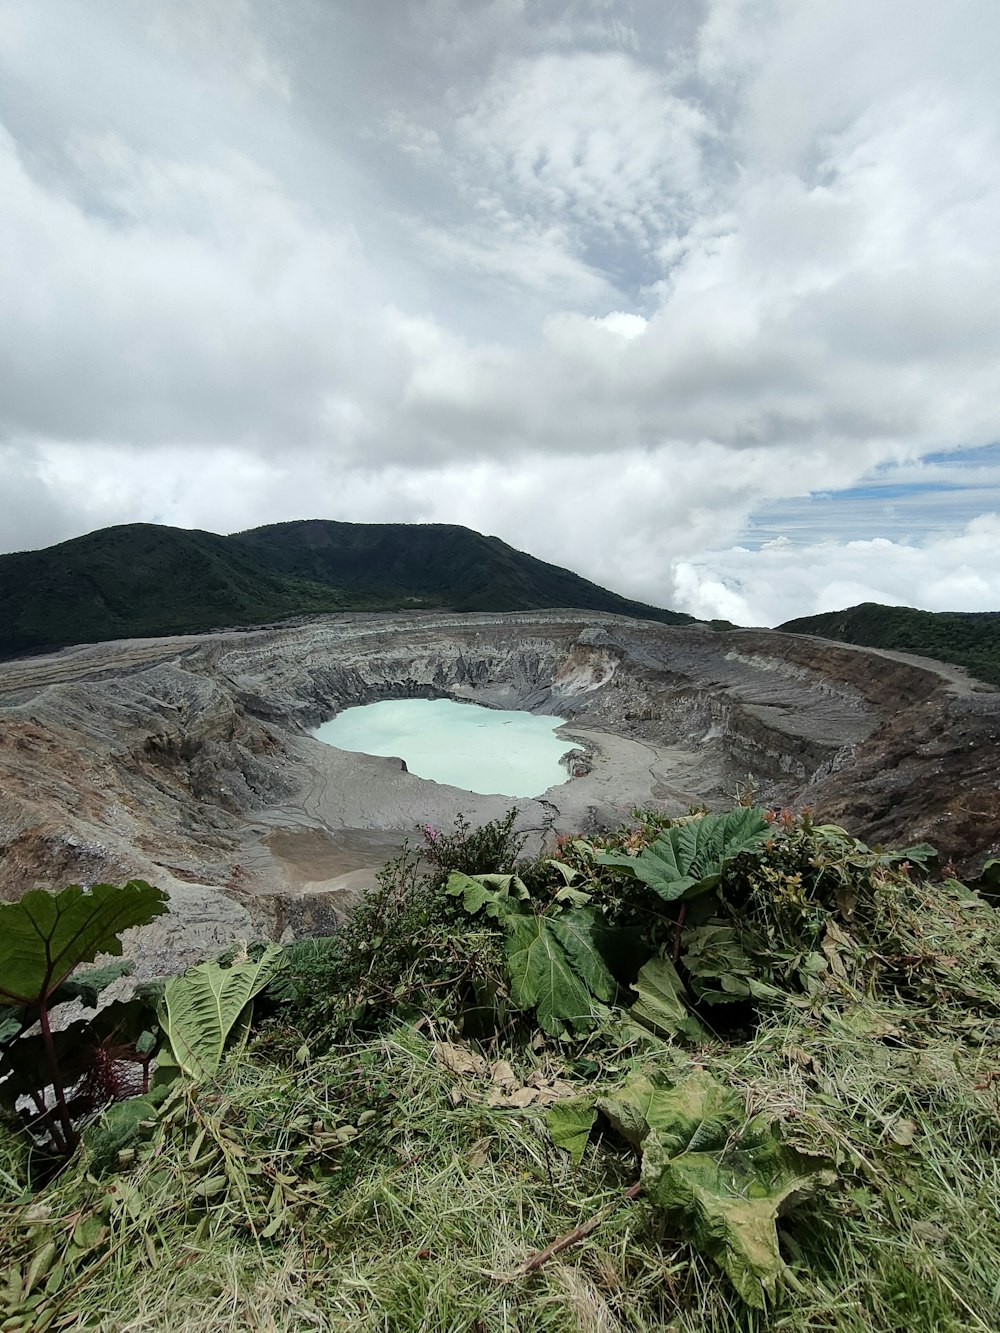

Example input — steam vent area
[1,610,997,974]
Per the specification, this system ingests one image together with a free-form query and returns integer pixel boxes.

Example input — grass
[4,833,1000,1330]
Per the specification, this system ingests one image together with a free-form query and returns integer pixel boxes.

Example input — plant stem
[516,1181,643,1277]
[673,903,687,964]
[38,999,77,1154]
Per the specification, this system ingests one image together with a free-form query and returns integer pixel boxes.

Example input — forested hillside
[0,520,689,657]
[780,602,1000,686]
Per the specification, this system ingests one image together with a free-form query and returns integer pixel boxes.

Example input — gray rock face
[1,610,996,972]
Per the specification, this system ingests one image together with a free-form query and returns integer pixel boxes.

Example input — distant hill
[0,520,691,657]
[779,602,1000,687]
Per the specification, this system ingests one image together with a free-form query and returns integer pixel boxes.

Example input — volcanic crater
[1,611,997,973]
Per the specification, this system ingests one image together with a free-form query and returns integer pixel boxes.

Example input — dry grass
[3,876,1000,1332]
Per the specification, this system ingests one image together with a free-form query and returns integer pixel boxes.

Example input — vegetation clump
[780,599,1000,686]
[3,806,1000,1331]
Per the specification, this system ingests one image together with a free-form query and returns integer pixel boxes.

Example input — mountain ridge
[0,519,691,658]
[780,601,1000,687]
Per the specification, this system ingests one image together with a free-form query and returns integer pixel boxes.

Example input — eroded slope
[1,611,996,970]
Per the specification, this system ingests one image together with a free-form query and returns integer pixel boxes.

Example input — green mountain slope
[0,519,689,657]
[0,524,353,656]
[230,519,688,622]
[779,602,1000,687]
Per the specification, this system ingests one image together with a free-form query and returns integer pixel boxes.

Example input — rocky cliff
[1,611,996,971]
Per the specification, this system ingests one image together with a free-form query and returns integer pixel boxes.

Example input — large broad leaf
[598,1069,740,1151]
[0,881,168,1008]
[446,871,527,919]
[595,808,770,903]
[629,958,707,1042]
[158,945,286,1079]
[622,1072,832,1308]
[504,908,616,1037]
[644,1124,829,1308]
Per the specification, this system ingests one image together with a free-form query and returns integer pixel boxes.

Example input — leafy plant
[279,813,537,1041]
[627,957,706,1042]
[158,945,287,1079]
[548,1069,833,1308]
[594,806,770,904]
[636,1076,832,1308]
[448,870,617,1036]
[419,809,527,883]
[0,881,167,1155]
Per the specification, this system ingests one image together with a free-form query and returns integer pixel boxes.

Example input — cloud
[0,0,998,626]
[145,0,291,102]
[0,123,408,450]
[673,516,1000,626]
[454,50,712,245]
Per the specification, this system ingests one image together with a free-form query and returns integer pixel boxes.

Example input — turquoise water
[311,698,576,796]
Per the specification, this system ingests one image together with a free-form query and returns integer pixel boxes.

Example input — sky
[1,0,999,627]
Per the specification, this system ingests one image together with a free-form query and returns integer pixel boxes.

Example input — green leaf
[51,959,135,1009]
[158,944,286,1080]
[643,1116,830,1308]
[874,841,938,869]
[553,885,592,908]
[135,1028,158,1056]
[596,809,770,904]
[446,871,525,918]
[0,1007,27,1045]
[681,924,759,1007]
[599,1070,741,1151]
[545,860,581,886]
[504,908,616,1037]
[0,881,168,1007]
[611,1071,834,1308]
[590,851,643,875]
[546,1096,597,1165]
[598,1073,671,1148]
[629,957,706,1041]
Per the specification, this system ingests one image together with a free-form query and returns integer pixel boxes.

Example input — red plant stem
[38,998,77,1153]
[672,903,687,964]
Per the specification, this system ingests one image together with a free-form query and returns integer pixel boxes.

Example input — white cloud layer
[0,0,998,624]
[675,515,1000,627]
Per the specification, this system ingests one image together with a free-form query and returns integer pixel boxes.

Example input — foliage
[274,819,517,1040]
[550,1069,832,1306]
[0,519,689,657]
[418,807,527,883]
[157,945,287,1079]
[0,880,167,1010]
[780,600,1000,686]
[628,957,706,1041]
[0,880,167,1156]
[594,805,770,903]
[6,807,1000,1329]
[545,1095,597,1166]
[505,908,614,1037]
[447,868,616,1036]
[638,1089,831,1308]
